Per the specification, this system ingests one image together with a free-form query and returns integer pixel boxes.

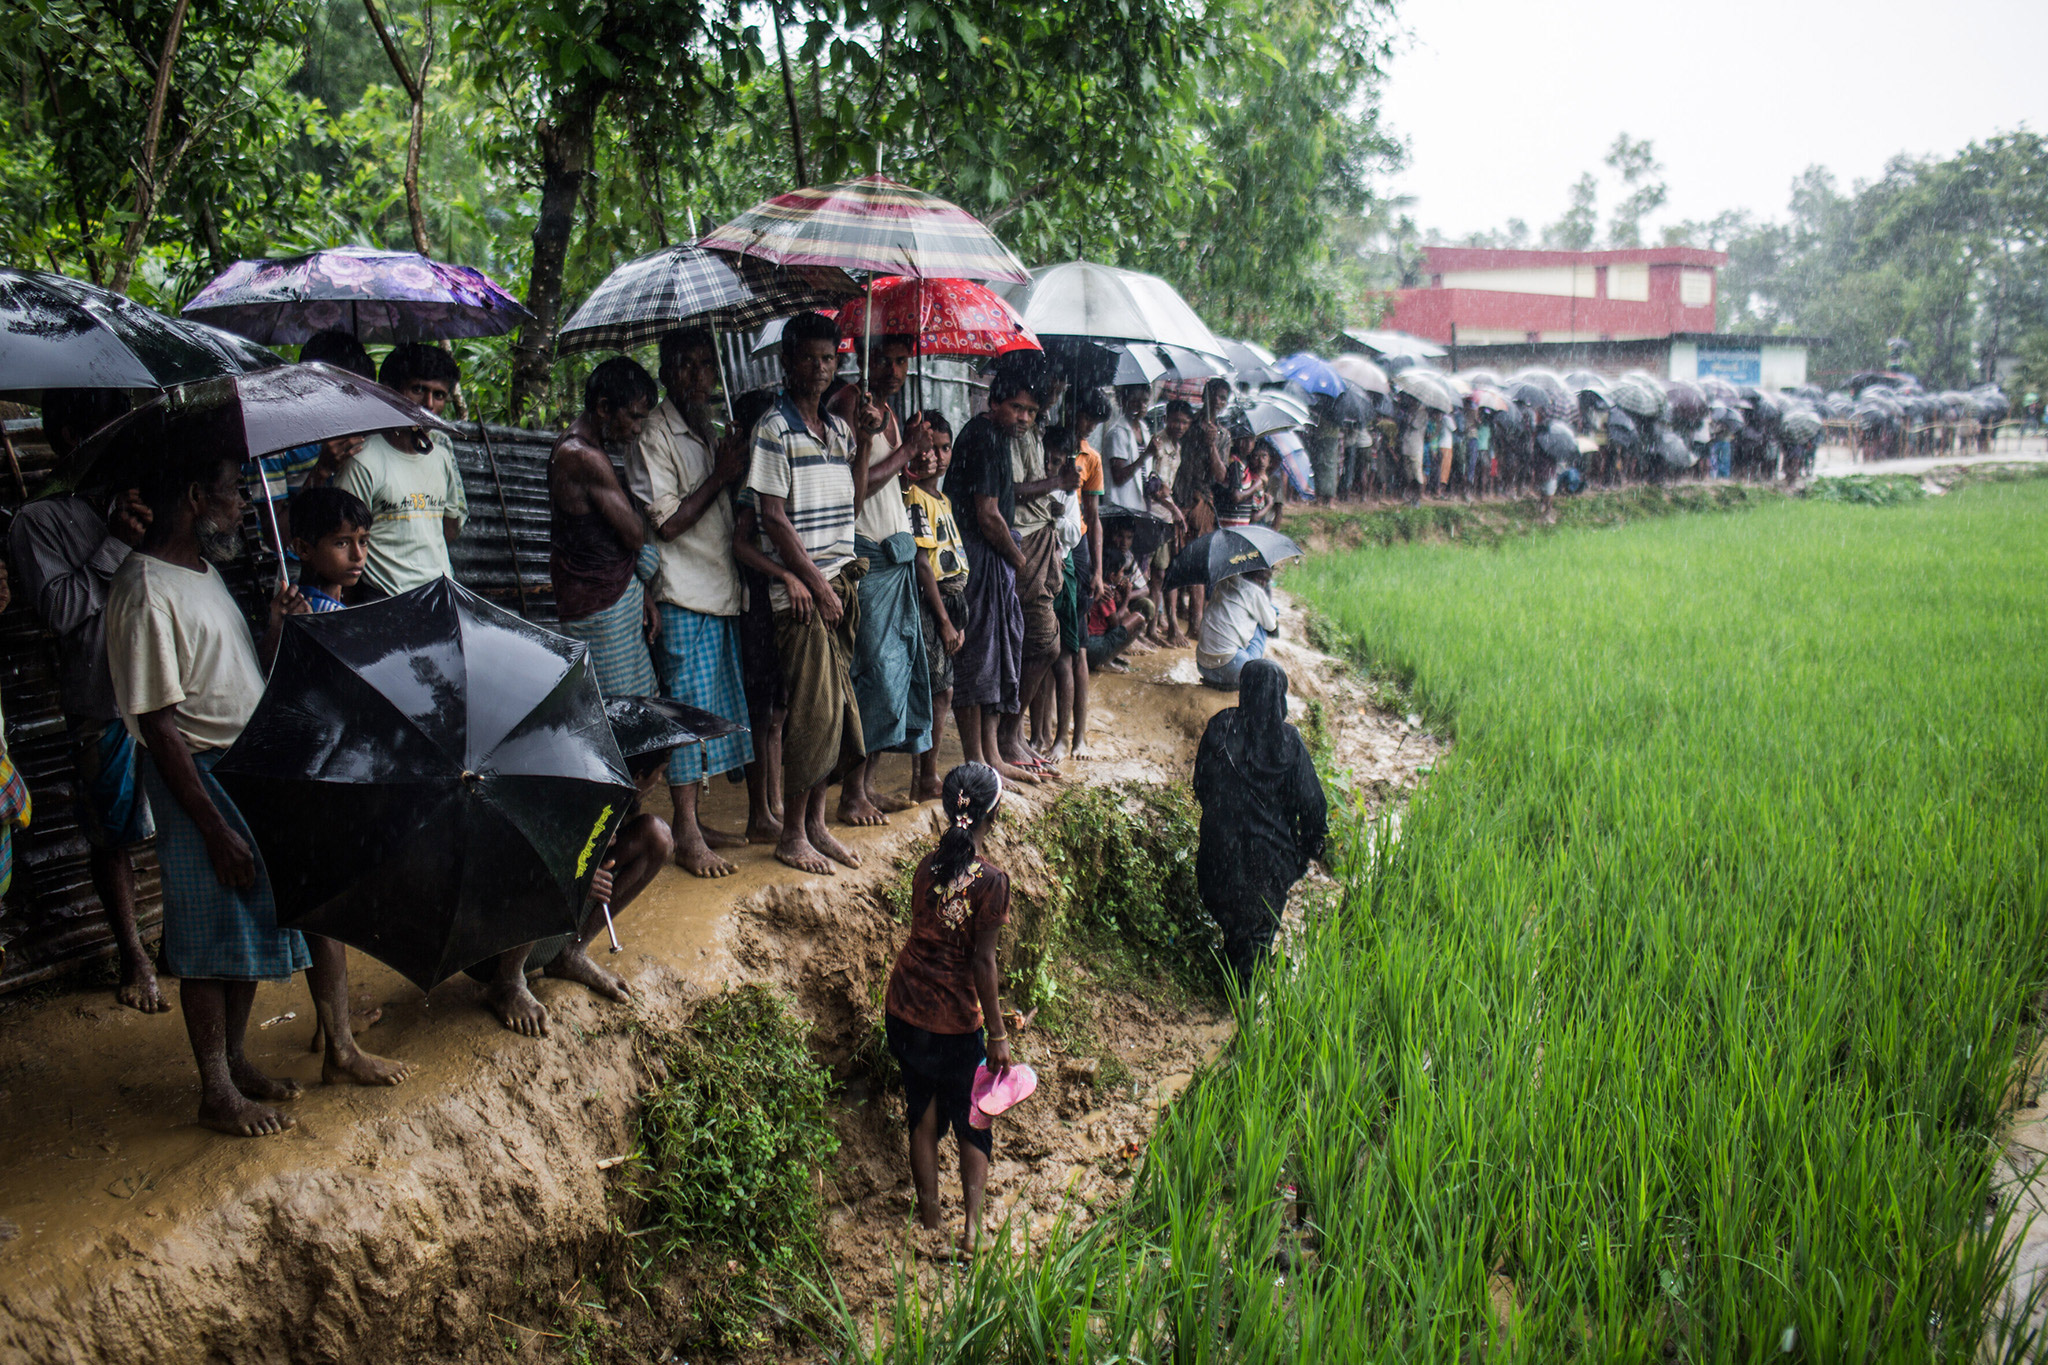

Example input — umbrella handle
[260,483,290,597]
[598,901,621,953]
[685,205,737,427]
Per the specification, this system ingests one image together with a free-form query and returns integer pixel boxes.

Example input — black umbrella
[1604,407,1640,453]
[1163,524,1303,591]
[0,265,256,396]
[605,694,748,782]
[1098,504,1174,560]
[1654,428,1695,470]
[214,579,636,993]
[1535,420,1579,465]
[1335,380,1372,424]
[53,362,458,496]
[1664,380,1708,431]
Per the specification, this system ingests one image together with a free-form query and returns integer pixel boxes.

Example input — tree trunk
[363,0,434,256]
[107,0,190,293]
[508,93,597,422]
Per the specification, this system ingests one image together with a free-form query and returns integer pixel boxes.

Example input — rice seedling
[841,478,2048,1362]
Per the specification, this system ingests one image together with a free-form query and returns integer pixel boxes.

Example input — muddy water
[0,592,1435,1365]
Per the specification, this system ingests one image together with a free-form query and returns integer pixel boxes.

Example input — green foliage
[635,985,836,1276]
[847,476,2048,1361]
[1013,783,1221,1004]
[1805,473,1926,506]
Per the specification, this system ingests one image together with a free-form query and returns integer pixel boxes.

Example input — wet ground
[0,590,1434,1365]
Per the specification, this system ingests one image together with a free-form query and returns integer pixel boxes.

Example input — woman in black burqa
[1191,658,1327,985]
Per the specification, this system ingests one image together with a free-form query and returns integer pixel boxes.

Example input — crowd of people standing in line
[1,310,1306,1145]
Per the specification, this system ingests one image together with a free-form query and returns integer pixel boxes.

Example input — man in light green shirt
[334,344,469,595]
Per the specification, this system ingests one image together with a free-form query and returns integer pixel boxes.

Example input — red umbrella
[834,276,1041,358]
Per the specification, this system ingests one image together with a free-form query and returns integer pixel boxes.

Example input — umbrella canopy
[1470,385,1514,413]
[700,173,1028,282]
[214,579,634,992]
[0,266,261,395]
[182,320,289,373]
[1163,524,1304,591]
[605,695,748,779]
[1781,408,1823,443]
[557,245,859,356]
[1158,344,1229,381]
[183,247,531,345]
[1331,355,1391,395]
[1040,335,1163,389]
[1654,429,1695,470]
[1565,370,1611,400]
[1535,420,1580,465]
[1334,381,1372,425]
[1393,368,1456,412]
[1339,328,1447,360]
[1096,504,1173,558]
[1609,375,1667,419]
[54,362,455,495]
[1241,399,1303,438]
[1276,352,1346,398]
[998,261,1228,358]
[1512,370,1574,422]
[1663,380,1708,431]
[834,274,1039,358]
[1224,340,1282,385]
[1266,429,1314,498]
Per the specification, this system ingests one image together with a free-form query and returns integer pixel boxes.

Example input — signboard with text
[1696,348,1761,383]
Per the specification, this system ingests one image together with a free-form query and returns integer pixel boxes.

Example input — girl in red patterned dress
[883,761,1013,1254]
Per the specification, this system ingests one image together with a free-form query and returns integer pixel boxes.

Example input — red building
[1382,246,1726,347]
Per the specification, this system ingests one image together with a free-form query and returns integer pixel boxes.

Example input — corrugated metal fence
[0,420,561,992]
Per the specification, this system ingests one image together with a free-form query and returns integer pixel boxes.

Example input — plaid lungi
[141,750,310,982]
[557,577,660,700]
[653,604,754,785]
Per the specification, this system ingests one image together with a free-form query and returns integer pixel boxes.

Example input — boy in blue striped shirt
[287,486,373,612]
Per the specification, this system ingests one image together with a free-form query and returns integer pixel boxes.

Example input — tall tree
[1544,173,1598,250]
[1603,133,1666,248]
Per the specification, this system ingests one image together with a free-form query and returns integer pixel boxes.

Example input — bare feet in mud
[911,777,944,802]
[116,960,168,1013]
[988,757,1041,785]
[873,790,919,814]
[775,839,836,875]
[545,943,631,1003]
[198,1090,297,1138]
[807,815,861,869]
[486,975,551,1037]
[229,1056,303,1103]
[837,792,890,827]
[322,1047,412,1087]
[674,832,738,878]
[307,999,384,1053]
[746,813,784,844]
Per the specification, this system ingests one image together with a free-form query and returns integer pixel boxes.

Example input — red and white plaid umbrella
[833,276,1040,358]
[698,174,1029,283]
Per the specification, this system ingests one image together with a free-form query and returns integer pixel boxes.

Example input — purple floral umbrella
[181,247,533,345]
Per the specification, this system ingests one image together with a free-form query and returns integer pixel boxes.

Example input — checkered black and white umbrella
[557,245,860,355]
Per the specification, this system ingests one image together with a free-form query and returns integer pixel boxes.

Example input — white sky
[1376,0,2048,242]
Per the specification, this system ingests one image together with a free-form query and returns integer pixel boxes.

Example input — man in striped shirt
[741,311,867,876]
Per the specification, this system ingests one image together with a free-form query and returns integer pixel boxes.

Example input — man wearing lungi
[1000,353,1077,776]
[106,447,408,1138]
[827,334,934,826]
[741,312,867,876]
[627,329,755,878]
[550,357,661,697]
[8,388,164,1013]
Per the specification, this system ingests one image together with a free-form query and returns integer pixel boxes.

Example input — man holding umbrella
[106,446,408,1137]
[333,343,470,598]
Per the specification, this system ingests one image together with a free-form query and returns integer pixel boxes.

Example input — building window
[1680,269,1713,307]
[1609,264,1649,301]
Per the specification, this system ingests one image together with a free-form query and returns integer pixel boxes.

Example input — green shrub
[636,985,837,1273]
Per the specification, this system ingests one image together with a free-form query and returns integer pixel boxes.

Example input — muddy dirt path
[0,590,1434,1365]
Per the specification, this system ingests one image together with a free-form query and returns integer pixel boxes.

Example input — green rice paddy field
[854,477,2048,1363]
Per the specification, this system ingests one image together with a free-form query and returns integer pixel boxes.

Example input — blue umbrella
[1276,352,1345,398]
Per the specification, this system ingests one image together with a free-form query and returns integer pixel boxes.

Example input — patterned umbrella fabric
[183,247,533,345]
[558,245,859,356]
[833,275,1040,357]
[1276,352,1345,398]
[0,266,255,395]
[699,174,1028,283]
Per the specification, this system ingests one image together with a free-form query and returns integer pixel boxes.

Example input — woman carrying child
[884,761,1014,1257]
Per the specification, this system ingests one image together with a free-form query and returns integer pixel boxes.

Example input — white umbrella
[1243,400,1302,437]
[999,261,1229,359]
[1255,388,1314,425]
[1112,344,1167,386]
[1331,354,1389,395]
[1394,369,1456,413]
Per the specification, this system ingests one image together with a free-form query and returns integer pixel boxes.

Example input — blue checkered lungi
[141,750,310,982]
[556,577,660,700]
[653,604,754,785]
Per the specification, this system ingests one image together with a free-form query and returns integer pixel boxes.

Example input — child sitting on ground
[904,412,966,803]
[288,486,373,612]
[1087,522,1150,673]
